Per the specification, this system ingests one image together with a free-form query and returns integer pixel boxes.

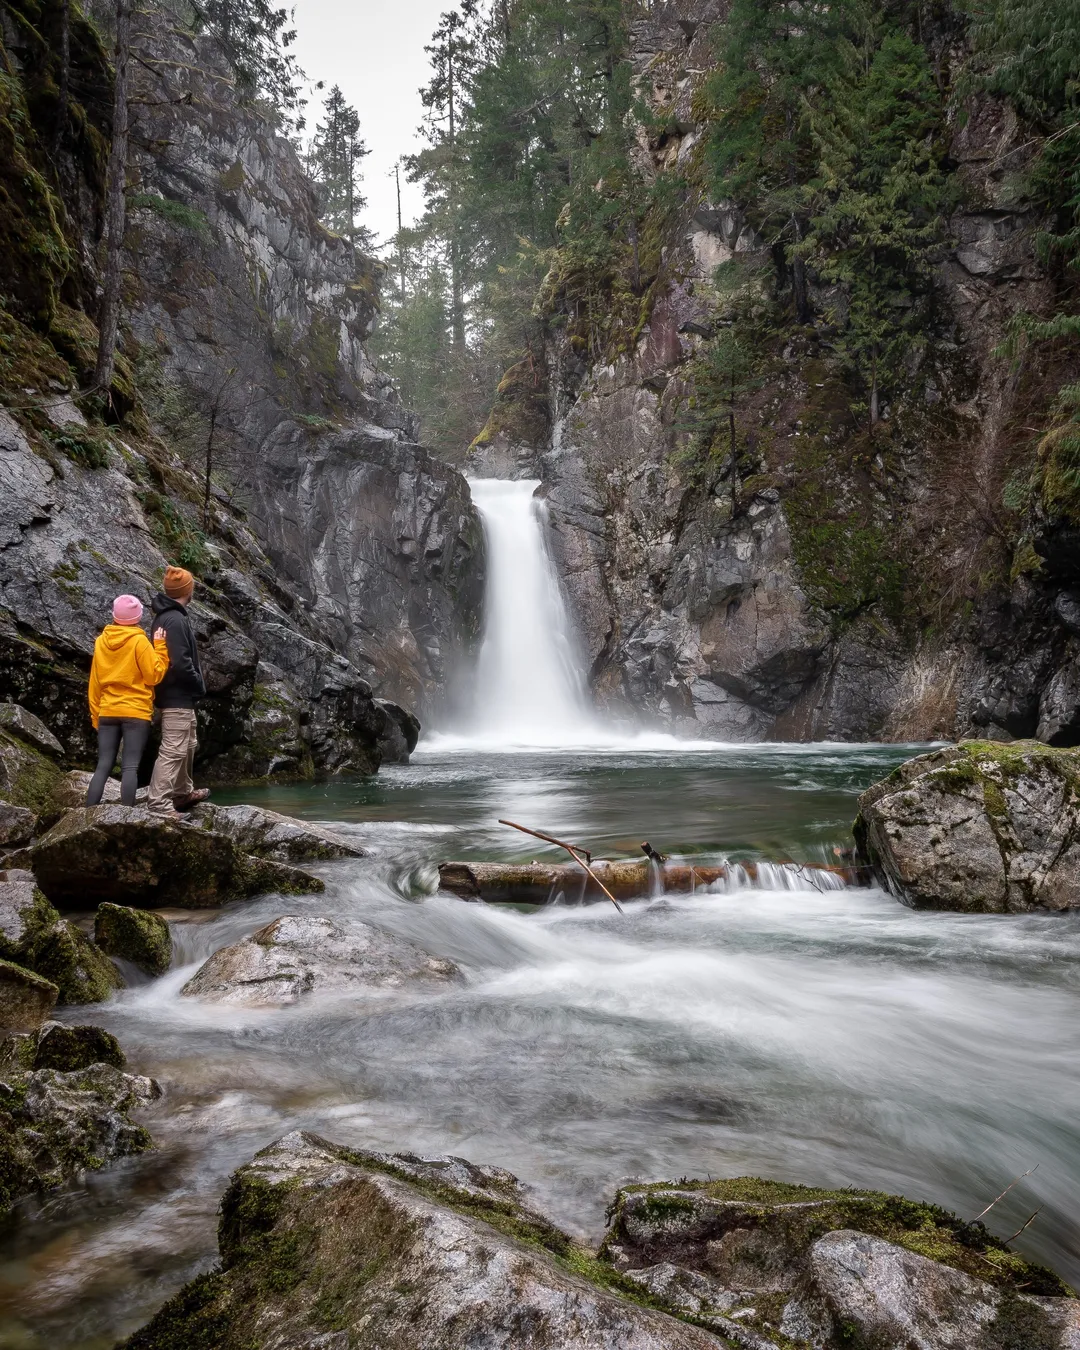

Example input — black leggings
[87,717,152,807]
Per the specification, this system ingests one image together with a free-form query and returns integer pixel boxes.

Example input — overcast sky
[292,0,449,251]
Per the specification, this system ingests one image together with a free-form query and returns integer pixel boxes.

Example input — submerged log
[438,859,859,904]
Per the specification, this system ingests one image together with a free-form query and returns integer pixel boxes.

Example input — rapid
[1,485,1078,1347]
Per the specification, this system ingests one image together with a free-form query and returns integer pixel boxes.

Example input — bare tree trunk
[629,214,640,293]
[448,48,465,350]
[870,346,880,428]
[395,161,406,302]
[51,0,71,161]
[94,0,133,399]
[203,406,217,530]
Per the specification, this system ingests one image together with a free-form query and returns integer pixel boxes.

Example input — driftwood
[438,859,859,905]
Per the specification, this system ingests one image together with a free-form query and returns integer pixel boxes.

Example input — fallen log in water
[438,858,861,904]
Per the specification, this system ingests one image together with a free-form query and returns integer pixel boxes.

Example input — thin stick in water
[499,819,623,913]
[972,1165,1039,1222]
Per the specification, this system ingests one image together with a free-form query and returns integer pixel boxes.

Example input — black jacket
[150,593,206,709]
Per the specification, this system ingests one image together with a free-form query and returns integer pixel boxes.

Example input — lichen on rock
[94,903,172,976]
[855,740,1080,911]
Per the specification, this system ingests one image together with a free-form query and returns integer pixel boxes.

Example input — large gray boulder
[181,914,460,1007]
[855,740,1080,912]
[30,806,324,909]
[120,1131,726,1350]
[190,801,364,862]
[0,800,36,848]
[602,1177,1077,1349]
[0,704,64,758]
[0,869,122,1005]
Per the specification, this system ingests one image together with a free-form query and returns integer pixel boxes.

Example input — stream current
[2,743,1079,1346]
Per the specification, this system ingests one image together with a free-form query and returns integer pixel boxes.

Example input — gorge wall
[470,0,1080,744]
[0,0,483,777]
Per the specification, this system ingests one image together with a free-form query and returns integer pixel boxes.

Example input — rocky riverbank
[120,1132,1079,1350]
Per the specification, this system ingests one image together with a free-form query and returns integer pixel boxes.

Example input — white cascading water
[464,478,597,747]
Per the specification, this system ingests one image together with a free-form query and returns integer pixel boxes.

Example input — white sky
[293,0,449,251]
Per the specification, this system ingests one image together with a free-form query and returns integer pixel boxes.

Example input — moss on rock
[94,902,172,976]
[32,1020,125,1071]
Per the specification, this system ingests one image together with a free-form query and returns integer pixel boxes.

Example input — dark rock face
[121,19,484,720]
[0,1054,159,1216]
[94,904,172,977]
[0,705,64,759]
[181,914,461,1007]
[30,807,324,910]
[855,741,1080,912]
[121,1132,725,1350]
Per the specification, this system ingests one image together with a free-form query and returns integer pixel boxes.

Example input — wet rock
[0,958,58,1032]
[0,800,36,847]
[45,769,122,818]
[375,698,422,763]
[181,914,461,1007]
[0,869,122,1004]
[0,726,63,815]
[190,802,364,863]
[94,903,172,977]
[30,806,324,910]
[0,1058,159,1216]
[0,703,64,758]
[855,740,1080,912]
[120,1130,725,1350]
[32,1021,126,1071]
[602,1176,1075,1350]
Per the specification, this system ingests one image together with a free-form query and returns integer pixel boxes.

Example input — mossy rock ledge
[121,1140,1079,1350]
[30,806,324,910]
[855,740,1080,912]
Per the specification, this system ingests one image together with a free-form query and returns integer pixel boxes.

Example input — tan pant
[148,708,197,811]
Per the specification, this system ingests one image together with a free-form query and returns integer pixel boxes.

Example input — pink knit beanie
[112,594,144,625]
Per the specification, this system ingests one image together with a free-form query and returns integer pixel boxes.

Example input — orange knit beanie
[163,565,194,600]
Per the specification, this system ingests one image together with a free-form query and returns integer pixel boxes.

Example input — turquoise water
[1,743,1078,1347]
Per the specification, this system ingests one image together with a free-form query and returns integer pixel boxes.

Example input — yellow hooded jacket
[88,625,170,728]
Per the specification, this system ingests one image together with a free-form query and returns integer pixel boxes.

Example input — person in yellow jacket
[86,595,170,806]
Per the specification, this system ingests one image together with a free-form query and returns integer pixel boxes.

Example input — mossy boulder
[603,1176,1078,1348]
[0,1059,159,1217]
[94,903,172,976]
[0,957,58,1032]
[119,1132,722,1350]
[32,1021,126,1071]
[0,868,122,1005]
[0,728,64,815]
[31,806,324,910]
[855,740,1080,912]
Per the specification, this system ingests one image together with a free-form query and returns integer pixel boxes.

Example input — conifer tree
[309,86,370,243]
[195,0,306,128]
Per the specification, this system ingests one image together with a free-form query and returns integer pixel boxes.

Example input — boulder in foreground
[855,740,1080,912]
[120,1131,724,1350]
[181,914,460,1006]
[31,806,324,909]
[0,958,57,1032]
[120,1140,1080,1350]
[603,1176,1078,1349]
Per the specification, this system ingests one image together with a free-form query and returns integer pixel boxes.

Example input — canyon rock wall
[0,1,482,776]
[473,0,1078,744]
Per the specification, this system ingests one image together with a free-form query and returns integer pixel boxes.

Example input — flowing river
[2,745,1080,1346]
[2,482,1079,1345]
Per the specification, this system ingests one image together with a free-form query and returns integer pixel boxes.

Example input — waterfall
[463,478,597,747]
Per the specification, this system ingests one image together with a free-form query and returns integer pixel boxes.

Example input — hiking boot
[174,789,211,810]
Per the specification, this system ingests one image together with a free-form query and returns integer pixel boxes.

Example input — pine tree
[797,32,951,426]
[195,0,306,129]
[309,86,370,243]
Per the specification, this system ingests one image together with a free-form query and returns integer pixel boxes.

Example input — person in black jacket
[147,566,210,814]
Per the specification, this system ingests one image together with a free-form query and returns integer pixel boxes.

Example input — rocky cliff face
[0,0,482,777]
[472,0,1079,744]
